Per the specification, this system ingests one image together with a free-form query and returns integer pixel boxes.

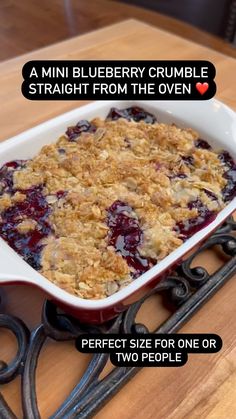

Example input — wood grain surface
[0,19,236,419]
[0,0,235,61]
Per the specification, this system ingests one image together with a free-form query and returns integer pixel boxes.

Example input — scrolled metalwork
[0,216,235,418]
[0,293,29,418]
[0,314,29,384]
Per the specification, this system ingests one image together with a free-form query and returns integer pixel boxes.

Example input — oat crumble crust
[0,116,230,299]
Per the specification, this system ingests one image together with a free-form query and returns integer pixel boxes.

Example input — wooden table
[0,19,236,419]
[1,0,236,62]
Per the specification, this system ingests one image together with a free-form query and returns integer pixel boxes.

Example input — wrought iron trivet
[1,217,236,419]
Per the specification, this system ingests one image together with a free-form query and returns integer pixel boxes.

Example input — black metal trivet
[0,217,236,419]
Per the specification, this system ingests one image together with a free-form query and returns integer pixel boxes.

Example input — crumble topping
[0,106,235,299]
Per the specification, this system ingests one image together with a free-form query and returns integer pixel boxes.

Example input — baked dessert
[0,106,235,299]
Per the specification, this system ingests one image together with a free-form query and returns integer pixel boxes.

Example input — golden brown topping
[0,115,229,299]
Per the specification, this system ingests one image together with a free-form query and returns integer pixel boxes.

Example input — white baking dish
[0,100,235,323]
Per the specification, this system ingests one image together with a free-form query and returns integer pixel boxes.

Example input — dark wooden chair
[119,0,236,43]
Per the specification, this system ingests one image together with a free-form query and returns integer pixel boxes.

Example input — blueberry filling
[154,162,165,171]
[124,138,131,148]
[203,189,218,201]
[174,198,216,240]
[107,200,154,278]
[168,173,187,180]
[218,150,236,201]
[181,155,195,166]
[106,106,157,124]
[66,120,96,141]
[0,160,27,195]
[218,150,235,169]
[56,190,67,199]
[222,167,236,202]
[195,139,212,150]
[0,185,52,270]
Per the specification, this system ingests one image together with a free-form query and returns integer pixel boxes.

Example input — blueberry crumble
[0,106,235,299]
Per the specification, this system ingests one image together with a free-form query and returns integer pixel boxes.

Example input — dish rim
[0,98,235,310]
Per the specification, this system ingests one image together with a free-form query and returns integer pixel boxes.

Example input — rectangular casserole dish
[0,99,235,324]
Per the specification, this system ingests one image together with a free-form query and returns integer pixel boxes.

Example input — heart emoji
[196,82,209,95]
